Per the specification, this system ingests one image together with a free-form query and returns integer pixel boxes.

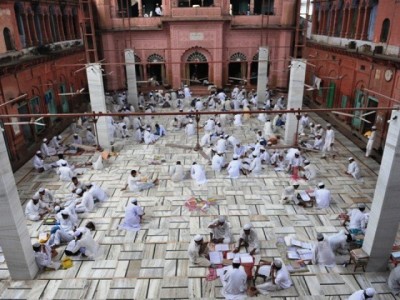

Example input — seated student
[220,257,247,299]
[32,243,60,270]
[187,235,213,267]
[74,188,95,213]
[65,222,99,259]
[32,151,53,172]
[256,259,292,295]
[85,182,108,202]
[25,195,51,221]
[234,223,259,255]
[119,198,145,231]
[388,265,400,296]
[208,216,232,244]
[348,288,376,300]
[312,233,336,267]
[123,170,159,192]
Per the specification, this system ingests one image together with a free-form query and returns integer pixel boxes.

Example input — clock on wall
[385,69,393,82]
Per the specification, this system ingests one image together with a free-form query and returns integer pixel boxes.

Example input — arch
[380,18,390,43]
[3,28,15,51]
[135,54,142,62]
[147,53,164,63]
[187,51,207,62]
[230,52,247,62]
[14,2,26,48]
[181,47,212,63]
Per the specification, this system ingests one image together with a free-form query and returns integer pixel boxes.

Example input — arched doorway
[228,52,247,85]
[147,53,165,86]
[250,53,259,85]
[185,51,208,86]
[3,28,15,51]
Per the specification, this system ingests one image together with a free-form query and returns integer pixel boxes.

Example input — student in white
[345,157,362,180]
[170,161,185,182]
[312,233,336,267]
[314,182,331,209]
[190,162,207,185]
[256,259,292,295]
[187,235,211,267]
[227,155,242,179]
[220,257,247,299]
[348,288,376,300]
[74,188,95,213]
[208,216,232,244]
[86,182,108,202]
[211,152,226,172]
[57,162,74,181]
[119,198,145,231]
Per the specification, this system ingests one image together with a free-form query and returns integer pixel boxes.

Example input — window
[230,52,247,62]
[380,18,390,42]
[14,2,26,48]
[254,0,274,15]
[187,51,207,62]
[3,28,15,51]
[147,53,164,63]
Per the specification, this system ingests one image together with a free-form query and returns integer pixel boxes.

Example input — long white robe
[322,129,335,156]
[227,160,242,178]
[327,230,348,254]
[388,266,400,294]
[264,121,274,139]
[127,175,155,192]
[233,114,242,126]
[227,136,239,149]
[25,200,47,221]
[216,139,227,154]
[200,133,211,146]
[302,164,317,180]
[34,244,60,270]
[348,290,373,300]
[191,164,207,185]
[86,130,96,145]
[238,229,259,253]
[366,130,376,157]
[257,263,292,294]
[220,266,247,300]
[170,165,185,182]
[347,209,367,232]
[88,184,108,202]
[209,219,232,243]
[41,143,57,157]
[119,204,144,231]
[75,192,95,213]
[312,240,336,267]
[185,123,196,136]
[33,155,51,171]
[347,161,362,180]
[250,156,262,175]
[187,240,211,267]
[144,130,158,144]
[204,119,215,132]
[315,188,331,209]
[212,155,225,172]
[57,166,74,181]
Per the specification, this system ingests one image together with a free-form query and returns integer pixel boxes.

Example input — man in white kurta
[57,163,74,182]
[185,120,196,136]
[144,128,159,144]
[347,204,367,234]
[66,229,99,259]
[119,198,144,231]
[220,257,247,300]
[187,235,211,267]
[41,138,57,157]
[227,156,242,178]
[86,182,108,202]
[33,151,50,172]
[191,163,207,185]
[365,126,376,157]
[250,154,262,175]
[234,223,259,254]
[322,124,335,158]
[314,182,331,209]
[33,243,60,270]
[233,114,243,126]
[86,127,96,145]
[208,216,232,244]
[200,132,211,147]
[327,230,349,255]
[74,188,95,213]
[264,120,274,139]
[25,195,49,221]
[170,161,185,182]
[388,265,400,295]
[50,210,76,247]
[216,136,227,154]
[312,233,336,267]
[212,153,225,172]
[256,259,292,295]
[348,288,376,300]
[346,157,362,180]
[36,187,55,204]
[300,160,317,181]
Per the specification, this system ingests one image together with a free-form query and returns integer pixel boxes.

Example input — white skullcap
[371,126,377,130]
[38,188,45,193]
[194,234,203,242]
[131,198,138,203]
[326,123,331,127]
[146,128,151,131]
[32,194,40,200]
[233,154,239,159]
[309,122,313,126]
[243,223,252,230]
[358,203,366,209]
[73,133,78,137]
[218,216,226,223]
[43,138,48,142]
[57,135,62,139]
[365,288,376,297]
[189,119,193,123]
[348,157,354,161]
[75,188,83,194]
[36,150,41,154]
[273,259,282,268]
[304,159,310,164]
[87,126,92,130]
[54,206,61,212]
[232,257,240,264]
[318,182,325,188]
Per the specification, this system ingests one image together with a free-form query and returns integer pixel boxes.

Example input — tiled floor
[2,105,398,299]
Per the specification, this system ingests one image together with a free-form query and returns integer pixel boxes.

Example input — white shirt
[239,229,259,250]
[76,192,95,212]
[233,114,242,126]
[25,200,46,219]
[221,266,247,299]
[303,164,317,180]
[348,290,371,300]
[70,230,99,258]
[209,219,232,241]
[347,161,361,180]
[312,240,336,266]
[86,130,96,144]
[324,129,335,145]
[347,209,367,231]
[191,164,207,184]
[57,166,74,181]
[119,204,144,231]
[388,266,400,294]
[327,230,347,252]
[315,188,331,209]
[227,160,242,178]
[187,240,202,264]
[88,184,108,202]
[250,156,262,174]
[212,154,225,172]
[33,155,44,169]
[170,164,185,182]
[275,265,292,289]
[216,139,227,153]
[185,123,196,136]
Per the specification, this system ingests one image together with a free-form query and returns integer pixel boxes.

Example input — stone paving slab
[1,108,398,299]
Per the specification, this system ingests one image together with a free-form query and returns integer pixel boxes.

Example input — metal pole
[194,111,202,151]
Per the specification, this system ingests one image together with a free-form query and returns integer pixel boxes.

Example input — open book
[209,251,223,264]
[291,238,313,250]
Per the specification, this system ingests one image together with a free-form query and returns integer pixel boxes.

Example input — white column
[125,49,139,111]
[256,47,269,108]
[86,63,112,148]
[363,109,400,271]
[284,59,306,145]
[0,131,38,280]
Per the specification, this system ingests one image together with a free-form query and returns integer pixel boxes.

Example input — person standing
[365,126,377,157]
[321,124,335,159]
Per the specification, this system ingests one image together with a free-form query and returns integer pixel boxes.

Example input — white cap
[87,126,92,130]
[309,122,313,126]
[146,128,151,131]
[233,154,239,159]
[38,188,45,193]
[131,198,138,204]
[318,182,324,188]
[32,194,40,200]
[348,157,354,161]
[54,206,61,212]
[36,150,41,154]
[73,133,78,137]
[189,119,193,123]
[365,288,376,296]
[371,126,377,130]
[243,223,252,230]
[218,216,226,223]
[194,234,203,242]
[75,188,83,194]
[57,135,62,140]
[326,123,331,127]
[304,160,310,164]
[232,257,240,264]
[43,138,48,142]
[273,259,282,268]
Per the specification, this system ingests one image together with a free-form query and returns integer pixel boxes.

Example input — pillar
[124,49,139,111]
[256,47,268,108]
[86,63,112,148]
[284,59,306,145]
[0,132,38,280]
[363,109,400,271]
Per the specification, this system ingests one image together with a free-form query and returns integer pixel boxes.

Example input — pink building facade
[94,0,297,91]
